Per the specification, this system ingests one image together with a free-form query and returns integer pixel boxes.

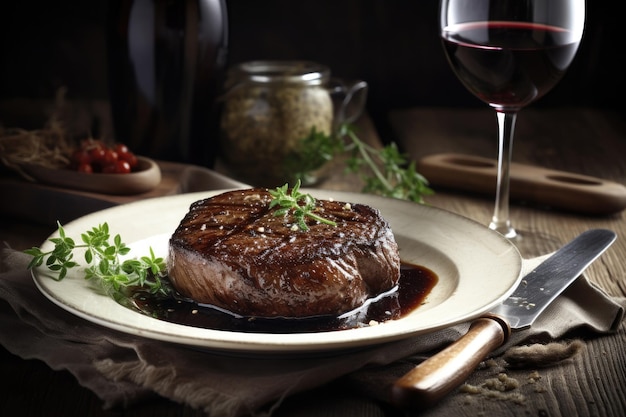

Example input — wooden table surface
[1,107,625,417]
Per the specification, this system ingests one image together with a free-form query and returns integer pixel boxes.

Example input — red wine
[107,0,228,167]
[442,22,580,110]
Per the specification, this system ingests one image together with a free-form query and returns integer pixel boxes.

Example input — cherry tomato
[69,141,137,174]
[114,143,138,168]
[114,160,132,174]
[102,149,119,165]
[77,162,93,173]
[119,151,138,168]
[102,160,131,174]
[114,143,129,154]
[89,146,106,165]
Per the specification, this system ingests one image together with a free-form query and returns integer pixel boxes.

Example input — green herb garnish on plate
[268,180,337,231]
[24,222,168,301]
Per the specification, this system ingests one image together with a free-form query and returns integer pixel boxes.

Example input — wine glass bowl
[439,0,585,253]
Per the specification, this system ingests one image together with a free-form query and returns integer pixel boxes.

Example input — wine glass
[439,0,585,255]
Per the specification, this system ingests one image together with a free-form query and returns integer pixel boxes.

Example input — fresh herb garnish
[268,180,337,231]
[24,222,168,301]
[341,125,434,203]
[287,123,433,203]
[284,126,345,184]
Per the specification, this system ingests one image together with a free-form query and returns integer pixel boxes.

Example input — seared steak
[168,188,400,318]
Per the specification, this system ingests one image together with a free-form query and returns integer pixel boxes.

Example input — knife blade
[390,228,617,410]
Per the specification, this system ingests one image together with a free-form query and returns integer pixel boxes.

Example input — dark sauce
[129,263,438,333]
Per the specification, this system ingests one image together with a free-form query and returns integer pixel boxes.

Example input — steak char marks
[168,188,401,318]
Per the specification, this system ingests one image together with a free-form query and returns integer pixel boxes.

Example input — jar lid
[227,60,330,86]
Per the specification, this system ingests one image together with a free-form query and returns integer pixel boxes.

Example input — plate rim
[32,189,523,353]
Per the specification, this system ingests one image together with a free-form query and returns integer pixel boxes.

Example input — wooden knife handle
[417,153,626,215]
[390,315,511,410]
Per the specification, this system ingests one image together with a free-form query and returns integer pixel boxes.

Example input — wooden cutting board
[417,153,626,215]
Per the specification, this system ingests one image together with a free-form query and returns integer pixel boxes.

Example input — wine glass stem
[489,111,517,239]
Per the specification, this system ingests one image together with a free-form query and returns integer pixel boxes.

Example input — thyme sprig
[341,125,434,203]
[288,124,433,203]
[24,222,168,301]
[269,180,337,231]
[284,126,345,184]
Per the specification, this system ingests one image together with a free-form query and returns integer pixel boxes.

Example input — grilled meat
[168,188,400,318]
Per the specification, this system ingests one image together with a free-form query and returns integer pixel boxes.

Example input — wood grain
[389,107,626,417]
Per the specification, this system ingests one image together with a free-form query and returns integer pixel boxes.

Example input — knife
[390,228,617,409]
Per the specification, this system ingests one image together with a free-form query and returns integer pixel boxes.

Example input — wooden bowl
[20,156,162,195]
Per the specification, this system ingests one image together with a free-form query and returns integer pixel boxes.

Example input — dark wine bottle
[107,0,228,167]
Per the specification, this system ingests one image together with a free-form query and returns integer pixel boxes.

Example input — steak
[167,188,400,318]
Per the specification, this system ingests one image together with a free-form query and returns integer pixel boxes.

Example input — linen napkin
[1,247,624,417]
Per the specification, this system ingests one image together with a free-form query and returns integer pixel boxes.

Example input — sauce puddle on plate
[129,263,438,333]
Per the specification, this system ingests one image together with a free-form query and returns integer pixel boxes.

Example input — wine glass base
[489,220,560,257]
[489,221,517,239]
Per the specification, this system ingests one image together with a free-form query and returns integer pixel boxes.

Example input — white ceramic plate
[32,190,522,353]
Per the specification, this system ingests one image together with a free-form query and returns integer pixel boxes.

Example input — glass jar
[219,60,367,187]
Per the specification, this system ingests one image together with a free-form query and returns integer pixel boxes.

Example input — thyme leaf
[288,123,434,203]
[268,180,337,231]
[284,126,345,184]
[341,125,434,204]
[24,222,168,301]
